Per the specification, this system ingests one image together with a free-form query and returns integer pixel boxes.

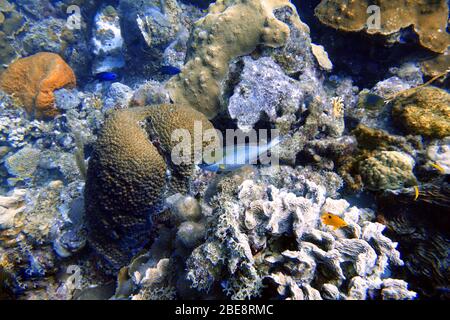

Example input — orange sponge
[0,52,76,119]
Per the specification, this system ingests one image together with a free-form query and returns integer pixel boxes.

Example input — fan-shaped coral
[0,52,76,119]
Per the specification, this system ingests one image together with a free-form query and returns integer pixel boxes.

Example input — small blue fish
[199,136,283,173]
[161,65,181,75]
[95,72,119,82]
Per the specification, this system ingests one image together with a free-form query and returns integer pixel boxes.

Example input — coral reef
[0,179,90,300]
[0,53,76,119]
[142,104,219,193]
[85,103,219,271]
[0,0,25,69]
[315,0,450,53]
[166,0,309,118]
[102,83,133,112]
[4,147,41,187]
[420,49,450,79]
[0,0,446,302]
[228,56,302,130]
[391,86,450,139]
[130,81,171,107]
[85,107,167,272]
[426,138,450,175]
[359,151,417,191]
[118,166,416,300]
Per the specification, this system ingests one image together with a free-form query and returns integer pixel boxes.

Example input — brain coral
[391,86,450,138]
[359,151,417,191]
[144,104,219,193]
[0,52,76,119]
[315,0,450,53]
[85,107,167,271]
[85,104,218,271]
[166,0,309,118]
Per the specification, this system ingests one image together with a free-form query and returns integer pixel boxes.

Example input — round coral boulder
[391,86,450,139]
[0,52,76,119]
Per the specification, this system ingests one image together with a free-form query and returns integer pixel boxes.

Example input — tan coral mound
[315,0,450,53]
[144,104,219,192]
[0,52,76,119]
[166,0,309,118]
[359,151,417,191]
[85,105,218,270]
[391,86,450,138]
[85,107,167,271]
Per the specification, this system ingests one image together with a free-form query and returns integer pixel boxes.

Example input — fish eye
[328,215,332,218]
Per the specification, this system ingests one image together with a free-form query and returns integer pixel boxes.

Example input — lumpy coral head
[315,0,450,53]
[391,86,450,138]
[85,107,167,271]
[144,104,219,193]
[166,0,308,118]
[0,52,76,119]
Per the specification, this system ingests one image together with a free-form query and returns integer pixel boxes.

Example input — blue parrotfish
[199,136,283,173]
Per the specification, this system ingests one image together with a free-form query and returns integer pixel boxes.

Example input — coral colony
[0,0,449,302]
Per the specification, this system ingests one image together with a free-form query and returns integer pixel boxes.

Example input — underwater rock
[0,188,26,230]
[310,43,333,71]
[0,179,92,299]
[91,5,125,74]
[0,53,76,119]
[130,81,171,107]
[359,151,417,191]
[54,89,82,112]
[118,0,185,79]
[228,56,302,130]
[420,48,450,79]
[102,82,133,111]
[391,86,450,139]
[20,15,90,77]
[315,0,450,53]
[162,29,189,71]
[37,150,82,184]
[131,0,182,49]
[166,0,309,119]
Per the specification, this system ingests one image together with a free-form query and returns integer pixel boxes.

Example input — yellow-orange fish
[321,212,348,230]
[413,186,419,201]
[431,163,445,174]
